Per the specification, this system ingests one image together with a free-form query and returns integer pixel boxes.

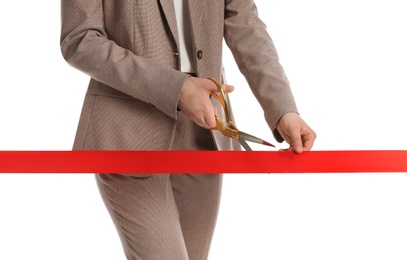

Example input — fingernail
[294,146,303,153]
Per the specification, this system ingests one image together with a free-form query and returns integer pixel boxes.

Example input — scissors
[208,78,275,151]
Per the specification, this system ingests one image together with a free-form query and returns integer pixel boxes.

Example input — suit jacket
[60,0,298,151]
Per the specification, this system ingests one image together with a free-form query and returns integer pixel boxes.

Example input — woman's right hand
[178,77,234,129]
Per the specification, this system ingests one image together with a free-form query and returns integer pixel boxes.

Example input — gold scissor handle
[212,116,239,140]
[208,78,275,149]
[208,78,233,123]
[208,78,239,140]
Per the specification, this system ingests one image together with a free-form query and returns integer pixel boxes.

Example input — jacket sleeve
[224,0,298,142]
[60,0,188,119]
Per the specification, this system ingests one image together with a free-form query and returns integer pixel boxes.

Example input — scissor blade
[239,131,275,148]
[239,139,252,151]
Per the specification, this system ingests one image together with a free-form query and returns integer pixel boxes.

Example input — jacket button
[197,50,203,60]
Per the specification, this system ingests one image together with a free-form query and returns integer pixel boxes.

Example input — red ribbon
[0,150,406,173]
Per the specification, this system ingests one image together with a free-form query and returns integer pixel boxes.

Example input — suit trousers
[95,112,221,260]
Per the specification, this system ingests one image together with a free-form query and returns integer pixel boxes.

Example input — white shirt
[174,0,195,73]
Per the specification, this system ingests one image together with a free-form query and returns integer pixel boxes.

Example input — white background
[1,1,407,259]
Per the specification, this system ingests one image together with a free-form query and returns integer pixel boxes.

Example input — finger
[279,147,293,152]
[207,79,220,92]
[292,144,303,154]
[193,114,213,129]
[207,79,234,93]
[202,101,216,128]
[276,127,292,146]
[301,131,317,151]
[204,113,216,128]
[289,131,304,154]
[302,140,313,151]
[222,84,235,93]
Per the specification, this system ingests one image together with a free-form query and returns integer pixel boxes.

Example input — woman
[60,0,316,259]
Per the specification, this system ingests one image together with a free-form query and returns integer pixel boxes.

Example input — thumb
[289,130,303,154]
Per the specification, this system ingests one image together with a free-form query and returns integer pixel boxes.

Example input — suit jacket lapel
[187,0,203,43]
[159,0,204,51]
[159,0,179,47]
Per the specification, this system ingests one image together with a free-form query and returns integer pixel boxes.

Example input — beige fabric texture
[60,0,298,152]
[96,114,219,260]
[60,0,299,259]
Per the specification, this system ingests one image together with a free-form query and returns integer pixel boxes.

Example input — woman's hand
[276,112,316,153]
[178,77,234,128]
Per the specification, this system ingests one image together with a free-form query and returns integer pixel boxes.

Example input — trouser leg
[96,112,220,260]
[171,174,222,260]
[96,174,189,260]
[169,113,221,260]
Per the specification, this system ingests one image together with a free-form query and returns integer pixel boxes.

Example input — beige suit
[61,0,298,259]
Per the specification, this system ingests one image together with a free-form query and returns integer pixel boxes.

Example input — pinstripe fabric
[61,0,299,259]
[96,114,220,260]
[61,0,298,152]
[96,173,222,260]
